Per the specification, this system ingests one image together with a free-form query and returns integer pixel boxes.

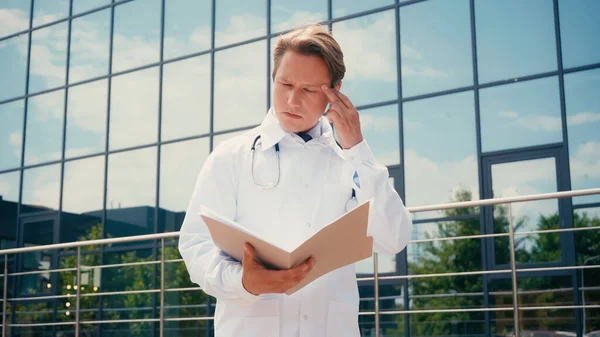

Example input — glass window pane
[25,89,65,166]
[400,0,473,97]
[404,91,479,219]
[271,0,326,34]
[159,138,209,232]
[212,130,246,149]
[565,69,600,205]
[333,0,393,18]
[574,207,600,265]
[32,0,69,28]
[475,0,557,83]
[69,9,110,83]
[73,0,110,15]
[29,22,69,93]
[0,171,20,248]
[109,67,159,150]
[0,34,28,101]
[161,56,211,141]
[215,0,266,48]
[0,100,24,171]
[0,0,31,37]
[22,163,61,213]
[333,10,397,107]
[408,218,481,275]
[112,0,161,73]
[359,104,399,166]
[164,0,211,60]
[491,158,560,265]
[559,0,600,69]
[62,156,104,215]
[106,147,157,238]
[480,77,562,153]
[214,41,267,132]
[66,79,107,158]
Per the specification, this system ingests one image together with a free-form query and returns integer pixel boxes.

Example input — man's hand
[241,243,316,295]
[321,84,364,149]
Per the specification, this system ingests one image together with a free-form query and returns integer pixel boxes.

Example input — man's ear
[334,80,342,91]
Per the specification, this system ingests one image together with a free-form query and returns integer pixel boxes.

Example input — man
[178,24,412,337]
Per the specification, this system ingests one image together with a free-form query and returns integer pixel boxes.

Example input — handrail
[0,187,598,337]
[0,187,598,256]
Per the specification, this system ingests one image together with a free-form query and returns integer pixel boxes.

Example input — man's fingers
[333,90,354,110]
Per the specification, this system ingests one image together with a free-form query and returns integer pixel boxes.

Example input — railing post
[508,204,520,337]
[2,254,8,337]
[374,253,380,337]
[75,246,81,337]
[160,238,165,337]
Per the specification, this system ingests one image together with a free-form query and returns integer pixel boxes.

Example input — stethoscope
[250,135,359,212]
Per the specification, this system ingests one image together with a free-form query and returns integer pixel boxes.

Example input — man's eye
[304,88,314,93]
[281,83,292,87]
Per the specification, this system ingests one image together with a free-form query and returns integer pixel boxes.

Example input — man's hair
[272,24,346,88]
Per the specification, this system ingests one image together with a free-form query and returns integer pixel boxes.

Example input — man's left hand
[321,85,363,149]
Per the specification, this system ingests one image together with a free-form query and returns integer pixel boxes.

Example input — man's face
[272,51,339,133]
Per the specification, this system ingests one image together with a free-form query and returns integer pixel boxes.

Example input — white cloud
[401,44,422,60]
[567,112,600,125]
[272,10,326,33]
[401,64,449,79]
[0,9,29,37]
[360,114,398,133]
[498,110,562,132]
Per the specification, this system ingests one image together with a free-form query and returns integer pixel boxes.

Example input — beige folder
[199,200,374,295]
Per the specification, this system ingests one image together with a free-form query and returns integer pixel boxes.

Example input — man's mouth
[284,112,302,119]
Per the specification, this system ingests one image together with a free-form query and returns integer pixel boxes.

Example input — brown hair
[272,24,346,88]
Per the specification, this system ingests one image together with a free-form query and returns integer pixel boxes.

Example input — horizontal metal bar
[164,259,184,264]
[81,289,159,298]
[75,318,159,325]
[516,225,600,237]
[516,264,600,274]
[164,287,202,293]
[7,294,73,301]
[519,304,600,311]
[359,307,515,316]
[8,322,75,328]
[81,260,159,271]
[408,187,600,213]
[410,232,508,244]
[8,267,77,277]
[163,317,214,322]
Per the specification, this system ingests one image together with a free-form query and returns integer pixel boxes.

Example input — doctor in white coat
[178,24,413,337]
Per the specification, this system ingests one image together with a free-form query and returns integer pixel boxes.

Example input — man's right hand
[241,242,316,295]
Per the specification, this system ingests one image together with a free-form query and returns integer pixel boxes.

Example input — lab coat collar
[259,108,344,158]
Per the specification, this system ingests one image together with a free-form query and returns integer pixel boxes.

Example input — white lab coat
[178,108,413,337]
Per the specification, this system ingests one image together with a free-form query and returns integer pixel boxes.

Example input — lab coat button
[304,184,309,188]
[303,315,308,320]
[306,223,311,227]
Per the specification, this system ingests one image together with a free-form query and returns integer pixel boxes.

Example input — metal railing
[1,187,599,337]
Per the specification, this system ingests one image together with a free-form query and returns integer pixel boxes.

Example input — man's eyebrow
[278,78,325,87]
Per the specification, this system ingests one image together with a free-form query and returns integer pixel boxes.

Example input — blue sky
[0,0,599,217]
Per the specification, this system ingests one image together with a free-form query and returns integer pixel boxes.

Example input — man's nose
[287,89,301,108]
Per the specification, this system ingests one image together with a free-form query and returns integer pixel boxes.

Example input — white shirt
[178,108,413,337]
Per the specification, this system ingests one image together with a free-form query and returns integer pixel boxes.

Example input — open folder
[199,200,374,295]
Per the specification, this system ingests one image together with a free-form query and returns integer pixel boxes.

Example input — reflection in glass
[0,0,31,36]
[62,156,104,214]
[213,41,267,132]
[212,130,246,149]
[21,164,61,213]
[404,92,478,219]
[333,10,397,107]
[491,158,561,265]
[73,0,110,15]
[475,0,557,83]
[408,218,481,275]
[0,100,24,171]
[400,0,473,97]
[24,89,64,166]
[564,69,600,205]
[164,0,211,60]
[29,22,68,93]
[20,218,54,295]
[69,9,110,83]
[333,0,393,18]
[0,34,28,101]
[162,56,211,141]
[271,0,326,33]
[112,0,161,73]
[558,0,600,69]
[58,252,101,321]
[215,0,266,47]
[359,104,399,166]
[374,312,405,337]
[159,138,209,232]
[32,0,69,28]
[13,300,55,326]
[66,79,107,158]
[0,172,20,249]
[109,67,159,150]
[574,207,600,328]
[480,77,562,152]
[106,147,157,238]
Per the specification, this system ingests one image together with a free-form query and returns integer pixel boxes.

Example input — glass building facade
[0,0,599,336]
